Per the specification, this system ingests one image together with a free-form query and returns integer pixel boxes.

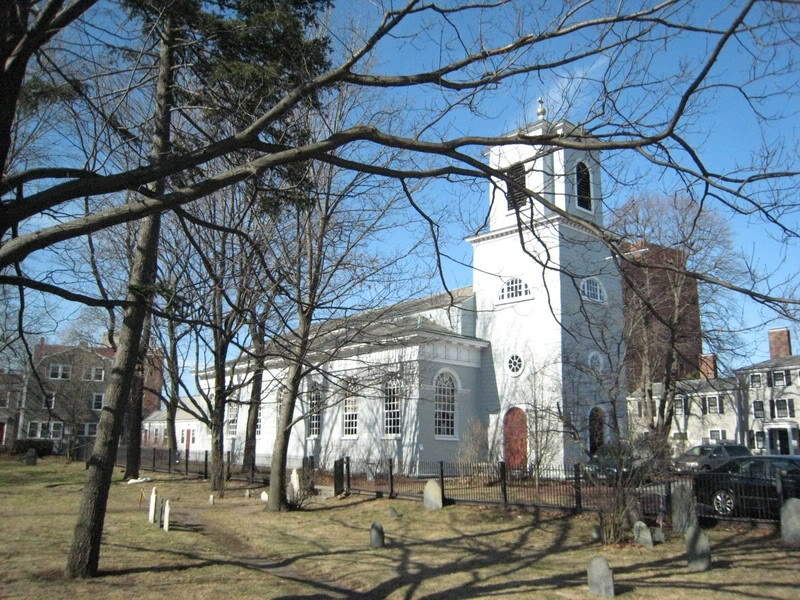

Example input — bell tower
[469,101,625,467]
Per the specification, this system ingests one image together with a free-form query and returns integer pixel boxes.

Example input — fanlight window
[498,277,530,301]
[580,277,606,303]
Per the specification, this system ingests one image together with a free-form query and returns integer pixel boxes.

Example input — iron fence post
[500,461,508,508]
[388,458,395,498]
[204,450,208,479]
[665,480,672,517]
[439,461,445,504]
[573,463,583,514]
[152,447,156,472]
[345,456,351,492]
[226,450,231,480]
[185,449,189,475]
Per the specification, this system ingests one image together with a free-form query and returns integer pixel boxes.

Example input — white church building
[145,112,627,472]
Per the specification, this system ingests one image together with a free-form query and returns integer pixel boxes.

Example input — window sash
[92,393,104,410]
[384,381,401,436]
[753,401,765,419]
[777,399,789,418]
[750,373,762,388]
[773,371,786,387]
[434,374,456,437]
[343,397,358,437]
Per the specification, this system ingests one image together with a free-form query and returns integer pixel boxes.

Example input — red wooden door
[503,407,527,469]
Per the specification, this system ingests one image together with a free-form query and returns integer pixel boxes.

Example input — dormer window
[576,162,592,212]
[498,277,530,301]
[580,277,606,304]
[505,163,527,210]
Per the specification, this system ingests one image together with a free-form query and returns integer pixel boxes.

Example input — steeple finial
[537,97,546,120]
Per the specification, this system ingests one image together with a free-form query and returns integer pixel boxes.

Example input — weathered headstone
[652,526,666,544]
[387,506,400,518]
[633,521,653,548]
[671,483,697,533]
[780,497,800,547]
[244,489,251,499]
[591,524,603,543]
[148,487,158,524]
[370,522,385,548]
[260,491,269,503]
[209,494,215,505]
[24,448,37,465]
[423,479,443,510]
[685,525,711,572]
[288,468,301,500]
[163,500,171,532]
[587,556,614,597]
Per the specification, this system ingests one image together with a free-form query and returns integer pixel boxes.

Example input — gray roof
[735,355,800,373]
[629,376,738,399]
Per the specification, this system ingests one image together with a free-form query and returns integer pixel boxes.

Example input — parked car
[674,443,751,473]
[693,455,800,518]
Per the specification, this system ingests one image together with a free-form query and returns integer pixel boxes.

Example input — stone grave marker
[288,468,301,501]
[244,489,251,499]
[260,491,269,503]
[24,448,37,466]
[633,521,653,548]
[671,483,697,533]
[423,479,443,510]
[781,497,800,547]
[370,522,385,548]
[685,525,711,572]
[591,525,603,543]
[387,506,400,518]
[148,487,158,524]
[209,494,215,505]
[163,500,171,532]
[652,526,665,544]
[587,556,614,597]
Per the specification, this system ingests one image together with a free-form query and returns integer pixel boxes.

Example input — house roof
[628,376,738,399]
[734,355,800,372]
[144,405,208,423]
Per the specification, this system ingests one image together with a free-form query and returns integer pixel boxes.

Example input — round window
[507,354,524,376]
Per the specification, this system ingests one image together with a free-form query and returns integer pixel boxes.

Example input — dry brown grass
[1,455,798,599]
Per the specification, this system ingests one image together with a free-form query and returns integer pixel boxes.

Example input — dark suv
[674,443,751,473]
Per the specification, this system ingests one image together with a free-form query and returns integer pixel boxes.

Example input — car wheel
[712,489,735,517]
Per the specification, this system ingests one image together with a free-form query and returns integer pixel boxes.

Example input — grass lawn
[1,455,798,599]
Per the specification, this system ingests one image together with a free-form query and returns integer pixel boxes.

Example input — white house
[147,109,628,472]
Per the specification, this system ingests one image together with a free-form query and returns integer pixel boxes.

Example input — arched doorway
[503,407,528,469]
[589,407,605,454]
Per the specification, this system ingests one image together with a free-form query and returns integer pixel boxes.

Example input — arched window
[506,354,524,376]
[580,277,606,303]
[434,372,456,437]
[383,378,401,436]
[307,382,321,437]
[576,162,592,211]
[498,277,531,301]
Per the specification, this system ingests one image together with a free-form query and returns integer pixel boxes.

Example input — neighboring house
[0,369,25,448]
[735,328,800,456]
[179,112,628,472]
[17,339,164,451]
[628,328,800,457]
[143,405,208,454]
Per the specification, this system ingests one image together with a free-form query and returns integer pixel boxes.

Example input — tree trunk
[209,401,226,492]
[242,323,265,471]
[65,15,173,578]
[123,312,152,479]
[268,361,303,511]
[165,318,181,451]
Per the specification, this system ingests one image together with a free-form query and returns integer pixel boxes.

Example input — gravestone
[260,491,269,503]
[24,448,37,465]
[780,498,800,547]
[370,522,385,548]
[156,497,164,528]
[685,525,711,572]
[671,483,697,533]
[148,487,158,524]
[387,506,400,518]
[652,526,666,544]
[633,521,653,548]
[209,494,215,505]
[423,479,443,510]
[288,468,301,500]
[244,489,251,499]
[163,500,171,532]
[587,556,614,597]
[591,525,603,543]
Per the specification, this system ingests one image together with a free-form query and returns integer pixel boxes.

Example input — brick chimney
[769,327,792,359]
[699,354,717,380]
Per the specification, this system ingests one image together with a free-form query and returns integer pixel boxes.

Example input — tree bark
[123,311,152,479]
[65,14,173,578]
[242,322,265,471]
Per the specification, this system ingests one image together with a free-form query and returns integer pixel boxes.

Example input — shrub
[14,439,54,457]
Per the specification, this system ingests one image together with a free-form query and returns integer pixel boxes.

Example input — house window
[674,395,684,415]
[753,400,765,419]
[191,429,196,444]
[227,403,239,436]
[434,372,456,438]
[343,396,358,438]
[51,422,62,439]
[307,383,321,437]
[580,277,606,303]
[749,373,762,388]
[636,399,643,418]
[82,423,98,437]
[576,161,592,211]
[506,354,524,376]
[49,364,71,380]
[0,393,7,408]
[28,421,37,437]
[383,379,401,436]
[773,371,786,387]
[755,431,766,449]
[703,395,723,415]
[776,398,789,418]
[180,430,185,444]
[709,429,727,441]
[505,162,527,210]
[92,393,104,411]
[256,406,262,437]
[43,393,55,409]
[275,388,284,424]
[83,366,104,381]
[498,278,530,301]
[153,428,159,444]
